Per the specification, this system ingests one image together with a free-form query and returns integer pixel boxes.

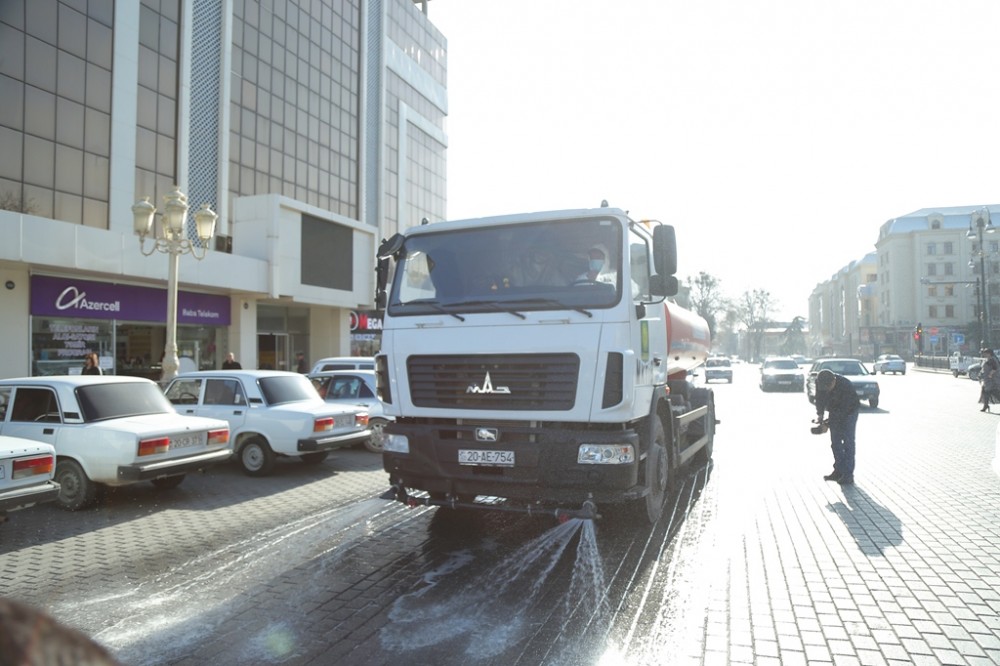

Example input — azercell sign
[30,275,231,326]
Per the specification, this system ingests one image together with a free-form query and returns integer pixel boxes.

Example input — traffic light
[915,323,924,352]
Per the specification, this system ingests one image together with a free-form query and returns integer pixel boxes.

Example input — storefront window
[32,318,113,376]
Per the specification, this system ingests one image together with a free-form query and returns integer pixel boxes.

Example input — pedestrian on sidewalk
[815,368,859,485]
[978,348,999,412]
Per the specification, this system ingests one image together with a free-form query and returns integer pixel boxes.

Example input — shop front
[350,310,382,356]
[30,274,230,379]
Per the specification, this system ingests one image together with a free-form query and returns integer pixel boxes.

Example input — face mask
[589,259,604,272]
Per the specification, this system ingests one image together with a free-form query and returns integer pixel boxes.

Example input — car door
[0,386,62,448]
[191,378,248,433]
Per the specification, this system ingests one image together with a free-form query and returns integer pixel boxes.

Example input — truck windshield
[388,217,624,316]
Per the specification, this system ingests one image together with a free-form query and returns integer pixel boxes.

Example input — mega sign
[31,275,231,325]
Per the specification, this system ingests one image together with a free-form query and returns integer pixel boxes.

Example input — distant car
[806,358,881,408]
[873,354,906,375]
[791,354,811,367]
[309,356,376,374]
[703,357,733,383]
[164,370,371,476]
[0,376,231,510]
[309,370,391,453]
[760,357,805,392]
[0,436,59,522]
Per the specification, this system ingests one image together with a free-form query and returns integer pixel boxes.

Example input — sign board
[954,333,966,345]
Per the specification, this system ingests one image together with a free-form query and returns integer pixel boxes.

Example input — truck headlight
[384,434,410,454]
[578,444,635,465]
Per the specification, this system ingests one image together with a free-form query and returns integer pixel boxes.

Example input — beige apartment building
[810,205,999,359]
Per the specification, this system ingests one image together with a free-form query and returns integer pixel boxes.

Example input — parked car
[309,356,376,374]
[0,436,59,522]
[806,358,881,408]
[760,357,805,392]
[873,354,906,375]
[164,370,371,476]
[0,376,231,510]
[703,357,733,383]
[309,370,391,453]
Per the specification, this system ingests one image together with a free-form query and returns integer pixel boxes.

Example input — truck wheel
[643,418,669,524]
[151,475,185,490]
[55,459,97,511]
[239,437,277,476]
[869,397,879,409]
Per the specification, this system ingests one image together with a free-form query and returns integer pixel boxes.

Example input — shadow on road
[826,484,903,556]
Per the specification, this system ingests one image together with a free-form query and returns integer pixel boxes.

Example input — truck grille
[407,354,579,410]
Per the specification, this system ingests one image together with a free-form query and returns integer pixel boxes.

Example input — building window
[944,241,954,254]
[927,264,937,276]
[926,243,936,255]
[929,305,938,318]
[944,263,953,276]
[945,285,955,297]
[928,286,937,297]
[946,305,955,318]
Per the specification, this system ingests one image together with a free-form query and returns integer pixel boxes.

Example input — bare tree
[737,288,777,361]
[685,271,728,341]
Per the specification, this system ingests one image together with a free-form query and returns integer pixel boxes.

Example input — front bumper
[297,428,372,452]
[381,420,644,505]
[117,447,232,482]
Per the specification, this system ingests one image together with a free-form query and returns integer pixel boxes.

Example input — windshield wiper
[504,297,593,318]
[441,299,526,319]
[392,300,465,321]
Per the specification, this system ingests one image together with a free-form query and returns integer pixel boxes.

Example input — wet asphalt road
[1,363,997,665]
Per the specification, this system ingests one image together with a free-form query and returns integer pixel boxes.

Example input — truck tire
[689,387,716,465]
[643,417,669,524]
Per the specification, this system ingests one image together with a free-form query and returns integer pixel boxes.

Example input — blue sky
[426,0,1000,319]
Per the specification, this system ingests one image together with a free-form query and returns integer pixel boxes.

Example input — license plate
[171,434,202,449]
[778,380,791,384]
[458,449,514,466]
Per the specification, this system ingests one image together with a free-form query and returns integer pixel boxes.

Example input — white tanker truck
[374,205,716,523]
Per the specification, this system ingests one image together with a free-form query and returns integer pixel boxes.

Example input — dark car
[806,358,880,408]
[759,357,804,392]
[309,370,391,453]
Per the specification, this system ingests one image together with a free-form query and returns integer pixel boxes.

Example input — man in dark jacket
[815,368,859,485]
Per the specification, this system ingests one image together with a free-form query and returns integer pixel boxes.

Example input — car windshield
[259,375,320,405]
[76,383,173,422]
[816,361,869,376]
[764,360,798,370]
[706,359,729,367]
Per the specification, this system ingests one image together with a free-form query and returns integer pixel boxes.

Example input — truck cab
[374,207,715,522]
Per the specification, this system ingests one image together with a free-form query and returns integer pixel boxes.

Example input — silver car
[309,370,390,453]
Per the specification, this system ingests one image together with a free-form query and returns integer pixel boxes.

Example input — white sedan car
[873,354,906,375]
[164,370,371,476]
[0,436,59,522]
[0,376,231,510]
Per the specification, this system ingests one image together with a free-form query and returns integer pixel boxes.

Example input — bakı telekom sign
[350,311,383,332]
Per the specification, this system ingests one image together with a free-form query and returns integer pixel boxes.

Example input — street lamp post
[132,186,217,382]
[967,207,995,350]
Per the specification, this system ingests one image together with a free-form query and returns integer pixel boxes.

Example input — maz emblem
[475,427,499,442]
[466,371,511,395]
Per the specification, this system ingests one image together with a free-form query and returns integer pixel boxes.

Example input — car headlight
[578,444,635,465]
[384,434,409,454]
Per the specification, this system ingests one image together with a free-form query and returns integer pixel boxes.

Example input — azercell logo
[55,286,121,313]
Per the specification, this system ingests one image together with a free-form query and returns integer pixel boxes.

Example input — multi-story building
[810,205,999,359]
[0,0,446,379]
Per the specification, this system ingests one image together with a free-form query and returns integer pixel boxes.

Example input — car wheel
[365,418,389,454]
[239,437,277,476]
[901,369,906,375]
[55,459,97,511]
[299,451,329,464]
[953,369,960,378]
[151,474,185,490]
[869,397,879,409]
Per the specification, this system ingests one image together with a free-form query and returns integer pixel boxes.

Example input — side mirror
[652,225,677,276]
[649,274,678,297]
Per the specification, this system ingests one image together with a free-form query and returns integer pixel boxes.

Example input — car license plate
[171,434,201,449]
[458,449,514,466]
[778,380,791,384]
